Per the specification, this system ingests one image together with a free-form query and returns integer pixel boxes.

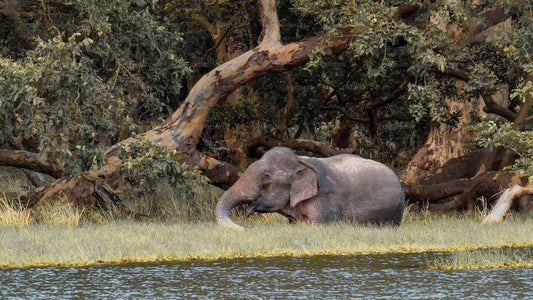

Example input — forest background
[0,0,532,220]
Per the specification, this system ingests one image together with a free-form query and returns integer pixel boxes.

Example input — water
[1,252,531,299]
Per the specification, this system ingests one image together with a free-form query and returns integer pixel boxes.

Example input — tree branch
[275,72,295,140]
[468,7,512,46]
[482,93,516,122]
[247,136,344,158]
[365,76,412,110]
[322,105,410,123]
[258,0,281,45]
[193,15,217,39]
[434,67,470,82]
[0,149,64,178]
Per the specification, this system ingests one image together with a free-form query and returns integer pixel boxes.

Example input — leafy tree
[0,0,531,215]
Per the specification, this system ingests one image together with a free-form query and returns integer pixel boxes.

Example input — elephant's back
[326,154,398,181]
[313,154,404,224]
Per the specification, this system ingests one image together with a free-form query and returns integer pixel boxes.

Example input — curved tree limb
[468,7,513,46]
[482,93,516,122]
[364,76,413,110]
[0,149,64,178]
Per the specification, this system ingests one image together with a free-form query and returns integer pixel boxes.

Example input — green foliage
[465,64,499,97]
[468,121,533,182]
[112,138,208,204]
[1,0,192,179]
[0,34,127,176]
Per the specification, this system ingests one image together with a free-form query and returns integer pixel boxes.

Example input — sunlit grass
[33,197,85,226]
[0,196,33,226]
[0,212,532,268]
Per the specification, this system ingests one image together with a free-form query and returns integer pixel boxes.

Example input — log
[428,170,525,212]
[483,184,522,223]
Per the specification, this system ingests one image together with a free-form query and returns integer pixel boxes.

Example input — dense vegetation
[0,0,532,216]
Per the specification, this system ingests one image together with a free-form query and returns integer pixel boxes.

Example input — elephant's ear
[290,159,319,208]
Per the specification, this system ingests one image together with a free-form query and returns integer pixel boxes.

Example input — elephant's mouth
[245,197,274,217]
[245,201,260,218]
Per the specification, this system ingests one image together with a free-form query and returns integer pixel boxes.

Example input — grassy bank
[1,212,532,268]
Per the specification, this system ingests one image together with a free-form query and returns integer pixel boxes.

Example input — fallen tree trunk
[402,148,533,213]
[402,178,472,204]
[402,149,505,203]
[428,170,527,212]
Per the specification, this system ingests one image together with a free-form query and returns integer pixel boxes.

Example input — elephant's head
[215,147,319,230]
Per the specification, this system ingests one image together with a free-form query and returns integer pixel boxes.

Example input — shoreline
[2,244,531,269]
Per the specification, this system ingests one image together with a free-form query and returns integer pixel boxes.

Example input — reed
[33,197,85,226]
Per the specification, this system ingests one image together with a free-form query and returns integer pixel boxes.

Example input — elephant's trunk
[216,172,259,230]
[215,190,246,231]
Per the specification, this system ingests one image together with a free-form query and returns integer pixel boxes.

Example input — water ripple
[1,252,531,299]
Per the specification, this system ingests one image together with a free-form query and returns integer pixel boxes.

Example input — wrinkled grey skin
[216,147,404,230]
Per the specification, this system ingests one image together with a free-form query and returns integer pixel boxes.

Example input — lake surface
[1,251,531,299]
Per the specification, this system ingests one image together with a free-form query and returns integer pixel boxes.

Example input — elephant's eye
[261,173,271,181]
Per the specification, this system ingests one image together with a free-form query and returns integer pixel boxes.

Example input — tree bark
[428,170,527,212]
[0,149,63,178]
[401,94,488,182]
[402,149,505,204]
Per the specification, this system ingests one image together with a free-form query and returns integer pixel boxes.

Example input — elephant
[215,147,404,230]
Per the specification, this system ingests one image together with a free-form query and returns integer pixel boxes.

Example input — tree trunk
[401,93,488,183]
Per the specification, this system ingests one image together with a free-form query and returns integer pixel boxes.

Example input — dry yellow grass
[0,196,33,226]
